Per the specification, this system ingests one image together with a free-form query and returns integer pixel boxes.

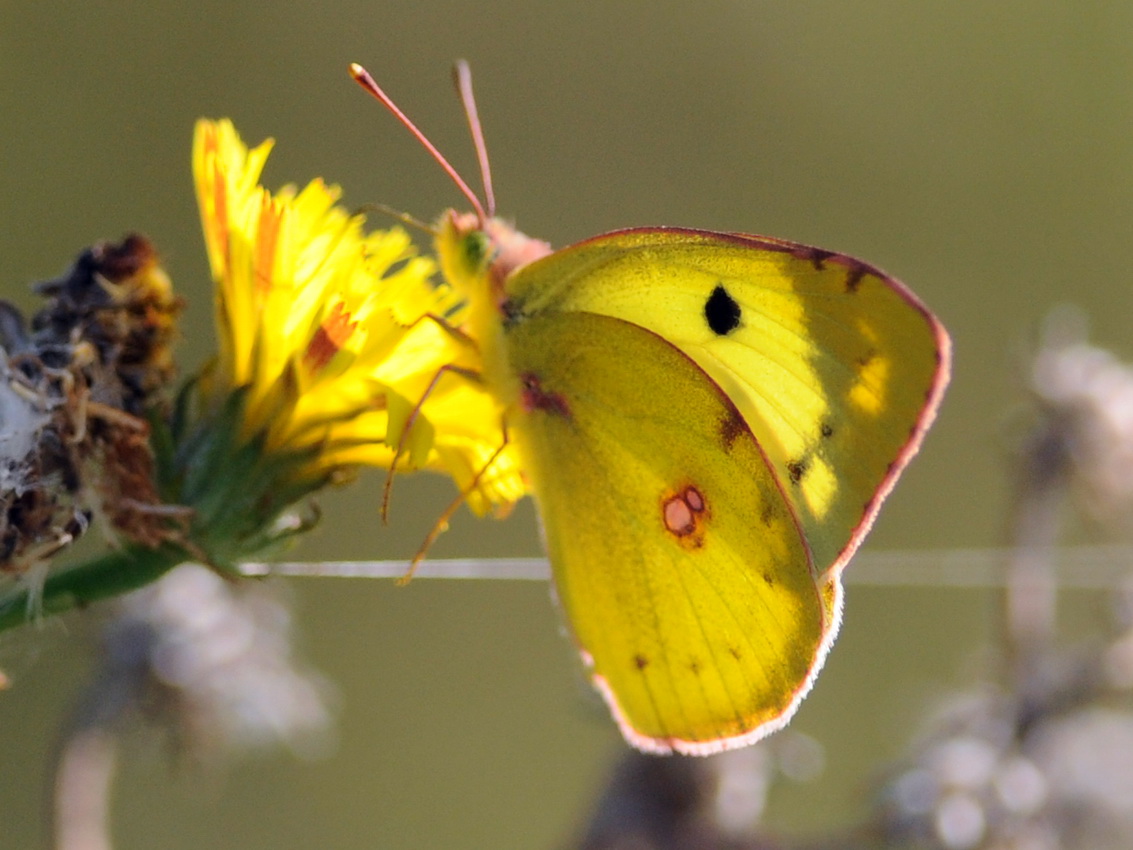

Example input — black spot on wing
[520,372,571,418]
[786,459,808,484]
[704,284,741,336]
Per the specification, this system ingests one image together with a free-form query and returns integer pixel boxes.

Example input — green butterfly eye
[461,230,490,274]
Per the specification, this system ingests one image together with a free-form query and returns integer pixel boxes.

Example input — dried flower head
[1,235,184,579]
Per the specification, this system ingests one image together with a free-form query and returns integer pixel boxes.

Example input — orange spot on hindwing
[661,484,710,549]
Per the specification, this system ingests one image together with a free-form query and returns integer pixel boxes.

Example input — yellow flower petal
[191,119,523,514]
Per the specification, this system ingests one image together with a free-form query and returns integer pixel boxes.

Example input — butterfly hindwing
[502,310,828,754]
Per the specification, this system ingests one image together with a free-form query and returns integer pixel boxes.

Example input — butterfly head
[350,62,552,303]
[436,210,551,304]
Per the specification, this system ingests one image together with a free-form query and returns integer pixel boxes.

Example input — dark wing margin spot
[791,246,834,270]
[704,284,742,336]
[845,263,867,293]
[718,409,746,450]
[759,501,775,526]
[786,459,808,484]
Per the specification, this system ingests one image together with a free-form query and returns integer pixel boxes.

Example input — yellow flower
[191,119,523,519]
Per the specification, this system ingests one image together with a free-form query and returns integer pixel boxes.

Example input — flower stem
[0,544,188,633]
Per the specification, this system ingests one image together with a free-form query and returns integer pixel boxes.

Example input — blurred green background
[3,1,1132,847]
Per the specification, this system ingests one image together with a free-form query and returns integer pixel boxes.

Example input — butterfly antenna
[452,60,496,218]
[349,62,488,224]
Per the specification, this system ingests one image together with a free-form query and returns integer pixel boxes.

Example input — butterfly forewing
[505,228,949,576]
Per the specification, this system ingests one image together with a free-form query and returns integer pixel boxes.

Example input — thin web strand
[240,544,1133,589]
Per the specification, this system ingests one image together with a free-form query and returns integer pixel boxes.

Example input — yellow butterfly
[352,62,950,755]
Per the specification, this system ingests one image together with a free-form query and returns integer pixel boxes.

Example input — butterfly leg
[399,429,511,585]
[411,311,478,350]
[381,360,484,522]
[378,308,483,519]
